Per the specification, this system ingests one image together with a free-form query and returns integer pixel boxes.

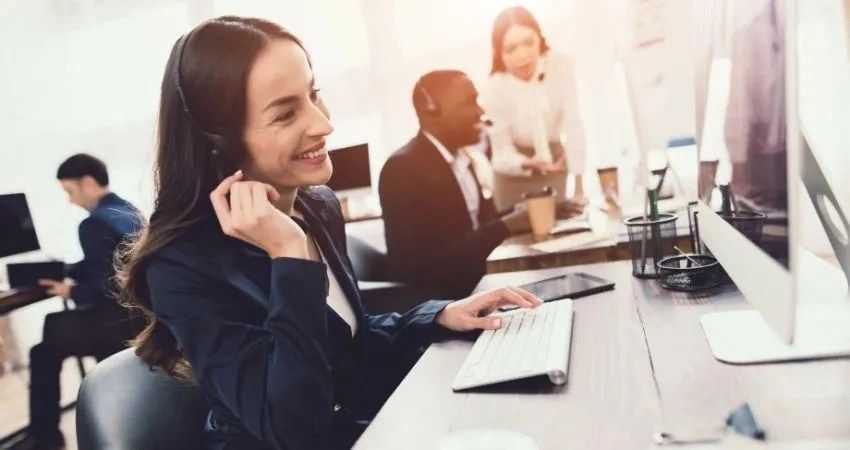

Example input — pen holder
[657,254,726,292]
[624,213,678,278]
[719,210,766,246]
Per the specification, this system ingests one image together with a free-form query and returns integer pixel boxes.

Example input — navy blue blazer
[66,192,142,309]
[146,186,452,450]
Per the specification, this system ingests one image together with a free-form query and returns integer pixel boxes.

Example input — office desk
[355,261,850,449]
[486,207,693,273]
[0,288,51,316]
[344,205,693,275]
[344,212,382,224]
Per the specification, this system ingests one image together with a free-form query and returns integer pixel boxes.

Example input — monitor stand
[702,128,850,364]
[701,305,850,364]
[700,249,850,364]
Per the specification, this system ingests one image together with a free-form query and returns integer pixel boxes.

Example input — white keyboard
[452,300,574,391]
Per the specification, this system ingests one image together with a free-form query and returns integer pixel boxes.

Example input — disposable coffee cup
[523,186,556,237]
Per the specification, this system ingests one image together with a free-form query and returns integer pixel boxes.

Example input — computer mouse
[437,428,539,450]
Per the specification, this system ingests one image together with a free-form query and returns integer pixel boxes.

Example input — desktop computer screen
[695,0,850,363]
[0,193,40,258]
[695,0,789,268]
[326,144,371,193]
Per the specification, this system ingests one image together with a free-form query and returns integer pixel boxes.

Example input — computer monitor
[694,0,850,363]
[326,143,371,196]
[0,193,41,258]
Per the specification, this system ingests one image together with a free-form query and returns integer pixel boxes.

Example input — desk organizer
[624,213,678,278]
[656,254,726,291]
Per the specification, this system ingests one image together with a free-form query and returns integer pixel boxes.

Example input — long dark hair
[490,6,551,74]
[116,16,310,377]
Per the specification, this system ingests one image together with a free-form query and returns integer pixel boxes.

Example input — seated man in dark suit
[379,70,530,298]
[18,154,143,449]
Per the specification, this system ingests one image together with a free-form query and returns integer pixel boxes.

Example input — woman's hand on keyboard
[435,287,543,332]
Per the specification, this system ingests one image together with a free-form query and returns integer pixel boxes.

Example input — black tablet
[501,272,615,311]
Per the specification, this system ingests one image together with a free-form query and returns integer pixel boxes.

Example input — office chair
[76,348,208,450]
[345,234,436,314]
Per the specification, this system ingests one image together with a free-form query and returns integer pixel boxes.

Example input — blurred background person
[380,70,532,298]
[482,6,605,211]
[20,154,142,449]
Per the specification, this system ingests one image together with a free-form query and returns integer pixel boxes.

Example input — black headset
[416,75,499,128]
[537,55,547,82]
[415,75,497,127]
[172,31,232,181]
[416,76,440,116]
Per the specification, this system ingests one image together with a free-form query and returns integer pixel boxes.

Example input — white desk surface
[355,261,850,450]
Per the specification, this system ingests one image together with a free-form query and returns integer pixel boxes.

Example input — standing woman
[117,16,540,450]
[481,6,590,211]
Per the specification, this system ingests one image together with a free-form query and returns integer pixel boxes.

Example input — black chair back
[76,348,208,450]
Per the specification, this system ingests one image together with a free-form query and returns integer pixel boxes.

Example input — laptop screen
[0,193,41,258]
[326,144,371,192]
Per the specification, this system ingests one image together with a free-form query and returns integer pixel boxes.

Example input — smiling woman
[114,16,543,450]
[240,38,334,191]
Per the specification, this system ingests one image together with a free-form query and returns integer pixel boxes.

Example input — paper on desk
[529,231,611,253]
[550,218,592,235]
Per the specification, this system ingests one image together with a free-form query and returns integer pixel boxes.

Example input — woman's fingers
[475,288,534,314]
[238,182,255,217]
[265,184,280,203]
[467,315,502,330]
[210,170,243,199]
[229,182,245,227]
[210,170,243,234]
[507,286,543,307]
[471,287,542,319]
[251,182,270,217]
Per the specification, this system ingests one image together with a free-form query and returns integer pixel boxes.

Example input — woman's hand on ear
[435,287,543,332]
[210,170,309,259]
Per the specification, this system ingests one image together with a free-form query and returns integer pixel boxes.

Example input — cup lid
[523,185,555,199]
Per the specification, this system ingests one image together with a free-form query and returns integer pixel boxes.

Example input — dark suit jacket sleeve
[69,217,118,305]
[365,299,451,353]
[379,158,510,282]
[148,254,335,450]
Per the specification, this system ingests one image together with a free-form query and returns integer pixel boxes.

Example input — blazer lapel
[415,132,473,230]
[203,194,367,336]
[296,193,366,331]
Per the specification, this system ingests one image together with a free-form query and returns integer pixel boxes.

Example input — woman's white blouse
[318,245,358,336]
[481,51,587,177]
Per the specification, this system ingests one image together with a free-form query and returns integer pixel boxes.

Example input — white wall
[0,0,700,261]
[0,1,185,260]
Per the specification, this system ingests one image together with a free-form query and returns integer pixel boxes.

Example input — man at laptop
[18,154,142,449]
[379,71,533,298]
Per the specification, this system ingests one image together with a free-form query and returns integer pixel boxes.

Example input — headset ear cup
[204,132,237,181]
[418,84,440,116]
[423,90,435,113]
[428,99,440,115]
